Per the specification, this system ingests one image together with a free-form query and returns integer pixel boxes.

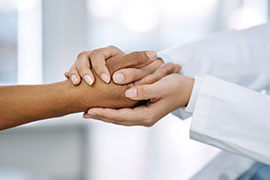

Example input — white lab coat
[158,23,270,166]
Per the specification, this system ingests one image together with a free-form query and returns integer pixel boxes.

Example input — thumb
[125,82,163,100]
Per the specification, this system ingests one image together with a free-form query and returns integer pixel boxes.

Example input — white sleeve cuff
[190,75,270,164]
[185,77,203,113]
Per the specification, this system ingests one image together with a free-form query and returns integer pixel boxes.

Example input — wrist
[67,80,96,112]
[176,75,195,108]
[70,76,138,111]
[184,77,195,107]
[53,80,91,114]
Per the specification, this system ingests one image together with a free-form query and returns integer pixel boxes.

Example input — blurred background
[0,0,269,179]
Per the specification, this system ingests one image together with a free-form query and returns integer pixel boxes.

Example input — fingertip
[173,64,181,73]
[125,87,137,98]
[101,73,110,84]
[83,74,94,86]
[146,51,157,60]
[87,111,97,116]
[83,112,91,119]
[70,74,80,85]
[113,72,125,84]
[64,72,69,78]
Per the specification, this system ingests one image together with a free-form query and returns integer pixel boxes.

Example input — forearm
[0,76,137,130]
[0,80,83,130]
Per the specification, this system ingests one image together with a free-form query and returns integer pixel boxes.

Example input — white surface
[17,0,42,84]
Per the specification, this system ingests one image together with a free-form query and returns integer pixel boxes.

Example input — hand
[71,51,160,109]
[84,74,194,127]
[65,45,181,86]
[65,45,158,85]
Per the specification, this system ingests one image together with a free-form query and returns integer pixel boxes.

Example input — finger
[85,100,168,127]
[172,64,181,73]
[121,50,157,68]
[84,107,151,126]
[112,59,163,84]
[83,112,126,125]
[124,81,166,100]
[68,62,81,85]
[134,63,175,86]
[83,112,137,126]
[64,72,69,78]
[76,51,95,86]
[90,46,124,83]
[107,50,157,73]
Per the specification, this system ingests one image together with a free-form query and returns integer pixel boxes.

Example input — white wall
[42,0,88,83]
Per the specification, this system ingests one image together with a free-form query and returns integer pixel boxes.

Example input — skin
[0,51,162,130]
[85,74,194,127]
[65,45,181,86]
[67,45,194,127]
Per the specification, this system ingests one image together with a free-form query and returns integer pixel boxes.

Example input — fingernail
[71,75,77,84]
[113,73,125,83]
[83,112,96,118]
[88,112,96,116]
[84,75,94,86]
[101,73,110,83]
[125,88,137,98]
[83,115,93,119]
[146,51,157,59]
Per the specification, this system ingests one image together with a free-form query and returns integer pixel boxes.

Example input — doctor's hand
[65,46,158,85]
[84,74,194,127]
[65,45,181,86]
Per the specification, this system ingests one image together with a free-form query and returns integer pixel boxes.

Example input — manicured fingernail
[101,73,110,83]
[125,88,137,98]
[88,112,96,116]
[113,73,125,83]
[146,51,157,59]
[86,111,97,116]
[84,75,94,86]
[83,115,92,119]
[83,112,96,118]
[71,75,77,84]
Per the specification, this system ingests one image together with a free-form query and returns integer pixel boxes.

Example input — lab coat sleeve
[190,75,270,164]
[158,23,270,163]
[158,23,270,92]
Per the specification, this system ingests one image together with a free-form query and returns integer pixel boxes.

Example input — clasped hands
[66,46,194,127]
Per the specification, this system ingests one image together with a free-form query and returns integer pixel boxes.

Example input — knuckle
[127,69,139,81]
[130,51,145,61]
[77,51,88,58]
[90,49,99,56]
[92,64,103,73]
[108,45,116,49]
[132,51,143,58]
[150,73,159,82]
[77,64,89,72]
[139,86,149,99]
[128,72,137,81]
[80,72,90,77]
[161,64,172,73]
[69,70,78,75]
[159,67,169,75]
[143,119,154,127]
